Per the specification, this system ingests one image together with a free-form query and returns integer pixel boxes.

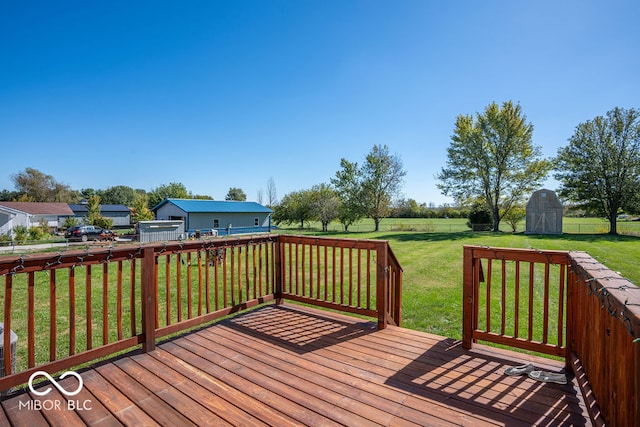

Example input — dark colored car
[65,225,115,242]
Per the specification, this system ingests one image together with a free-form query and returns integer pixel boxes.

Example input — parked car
[65,225,115,242]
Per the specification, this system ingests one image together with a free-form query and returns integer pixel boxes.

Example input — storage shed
[152,199,273,236]
[525,189,563,234]
[137,220,185,243]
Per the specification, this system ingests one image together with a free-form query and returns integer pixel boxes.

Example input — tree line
[0,170,279,228]
[3,103,639,235]
[438,102,640,235]
[274,103,640,235]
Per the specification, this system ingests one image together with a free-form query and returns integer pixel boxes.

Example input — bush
[467,203,492,231]
[13,225,28,242]
[29,226,44,241]
[63,216,80,229]
[94,216,114,230]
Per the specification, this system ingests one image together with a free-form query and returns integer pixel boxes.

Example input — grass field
[276,219,640,342]
[283,216,640,235]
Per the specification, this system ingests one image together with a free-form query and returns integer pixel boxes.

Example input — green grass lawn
[287,216,640,234]
[277,222,640,341]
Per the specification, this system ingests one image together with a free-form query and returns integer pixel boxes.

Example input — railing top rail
[278,234,390,250]
[464,245,571,265]
[387,245,403,272]
[569,250,640,340]
[0,235,279,275]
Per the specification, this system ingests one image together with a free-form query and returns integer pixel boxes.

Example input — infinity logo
[28,371,83,397]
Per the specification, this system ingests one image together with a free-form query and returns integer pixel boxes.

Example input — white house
[152,199,273,236]
[0,202,75,237]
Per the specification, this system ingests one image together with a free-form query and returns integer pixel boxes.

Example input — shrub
[63,216,80,229]
[467,203,492,231]
[12,225,28,242]
[29,226,43,241]
[94,216,114,230]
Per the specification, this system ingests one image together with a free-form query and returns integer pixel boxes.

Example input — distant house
[152,199,273,236]
[0,202,75,237]
[68,203,131,228]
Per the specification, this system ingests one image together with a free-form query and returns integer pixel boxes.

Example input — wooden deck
[1,304,590,426]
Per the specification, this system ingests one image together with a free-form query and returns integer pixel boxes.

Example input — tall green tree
[331,158,364,231]
[130,193,154,223]
[360,145,406,232]
[81,195,114,229]
[225,187,247,201]
[555,107,640,234]
[11,167,80,202]
[273,189,315,229]
[310,183,341,232]
[437,101,552,231]
[332,145,406,232]
[147,182,190,208]
[100,185,139,206]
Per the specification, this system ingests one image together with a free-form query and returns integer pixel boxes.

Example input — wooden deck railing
[463,245,640,426]
[0,235,401,391]
[276,235,403,329]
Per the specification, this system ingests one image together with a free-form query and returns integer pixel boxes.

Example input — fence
[463,245,640,426]
[279,219,640,235]
[0,235,402,391]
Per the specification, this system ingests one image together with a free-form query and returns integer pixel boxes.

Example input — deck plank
[0,303,591,426]
[95,363,197,426]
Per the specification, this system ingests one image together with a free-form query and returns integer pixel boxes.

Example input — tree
[272,189,315,229]
[12,167,80,202]
[0,189,23,201]
[130,193,154,223]
[310,184,341,232]
[438,101,552,231]
[332,145,405,232]
[555,107,640,234]
[360,145,406,231]
[147,182,190,208]
[85,195,103,225]
[225,187,247,201]
[100,185,139,206]
[503,205,526,232]
[266,177,278,207]
[331,158,364,231]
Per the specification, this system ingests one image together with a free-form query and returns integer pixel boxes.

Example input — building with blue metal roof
[152,199,273,236]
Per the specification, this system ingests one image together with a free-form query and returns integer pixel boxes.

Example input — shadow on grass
[278,228,640,244]
[525,232,640,243]
[376,231,478,242]
[377,230,640,244]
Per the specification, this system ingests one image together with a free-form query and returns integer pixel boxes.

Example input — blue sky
[1,1,639,206]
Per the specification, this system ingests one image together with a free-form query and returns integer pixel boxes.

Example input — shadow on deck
[1,303,589,426]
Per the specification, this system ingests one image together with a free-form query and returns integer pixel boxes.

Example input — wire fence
[278,219,640,235]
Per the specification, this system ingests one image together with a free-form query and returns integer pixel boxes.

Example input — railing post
[376,241,388,330]
[141,246,156,352]
[274,236,284,305]
[462,246,475,349]
[565,261,575,369]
